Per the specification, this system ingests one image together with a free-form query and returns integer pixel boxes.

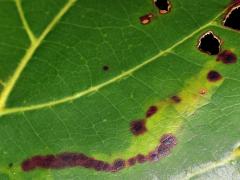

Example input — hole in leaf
[217,50,237,64]
[224,5,240,30]
[140,13,154,25]
[198,31,221,55]
[207,70,222,82]
[154,0,172,14]
[130,120,147,136]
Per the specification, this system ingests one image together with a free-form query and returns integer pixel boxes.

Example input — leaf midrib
[0,5,226,117]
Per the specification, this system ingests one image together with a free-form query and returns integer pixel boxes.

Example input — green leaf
[0,0,239,179]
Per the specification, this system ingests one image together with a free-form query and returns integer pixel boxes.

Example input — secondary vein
[15,0,36,43]
[0,0,77,111]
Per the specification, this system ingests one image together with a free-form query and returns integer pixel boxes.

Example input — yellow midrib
[0,0,77,111]
[0,8,226,116]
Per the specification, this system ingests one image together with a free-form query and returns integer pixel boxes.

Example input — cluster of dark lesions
[153,0,172,14]
[21,134,177,173]
[197,30,238,83]
[130,105,159,136]
[223,3,240,31]
[139,0,172,25]
[197,31,221,55]
[130,97,182,137]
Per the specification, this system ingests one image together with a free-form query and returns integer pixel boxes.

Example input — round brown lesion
[207,70,222,82]
[130,119,147,136]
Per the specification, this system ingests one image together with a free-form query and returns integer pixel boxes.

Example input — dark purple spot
[171,96,181,103]
[130,120,147,136]
[207,70,222,82]
[224,5,240,31]
[154,0,172,14]
[198,31,221,55]
[146,106,158,118]
[102,65,109,71]
[140,13,153,25]
[111,159,125,172]
[217,50,237,64]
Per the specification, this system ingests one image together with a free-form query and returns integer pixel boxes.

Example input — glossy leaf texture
[0,0,239,179]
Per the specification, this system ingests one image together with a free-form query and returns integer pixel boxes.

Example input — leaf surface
[0,0,239,179]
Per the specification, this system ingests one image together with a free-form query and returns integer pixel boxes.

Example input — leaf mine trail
[0,7,227,117]
[22,134,177,172]
[0,0,238,176]
[21,52,226,172]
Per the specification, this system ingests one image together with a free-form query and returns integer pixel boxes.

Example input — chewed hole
[154,0,171,14]
[224,5,240,30]
[207,70,222,82]
[198,31,221,55]
[130,120,147,136]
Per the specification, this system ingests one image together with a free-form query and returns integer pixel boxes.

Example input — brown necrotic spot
[198,31,221,55]
[171,96,181,103]
[154,0,171,14]
[136,154,147,163]
[224,5,240,31]
[146,106,158,118]
[130,119,147,136]
[207,70,222,82]
[127,157,137,166]
[140,13,154,25]
[217,50,237,64]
